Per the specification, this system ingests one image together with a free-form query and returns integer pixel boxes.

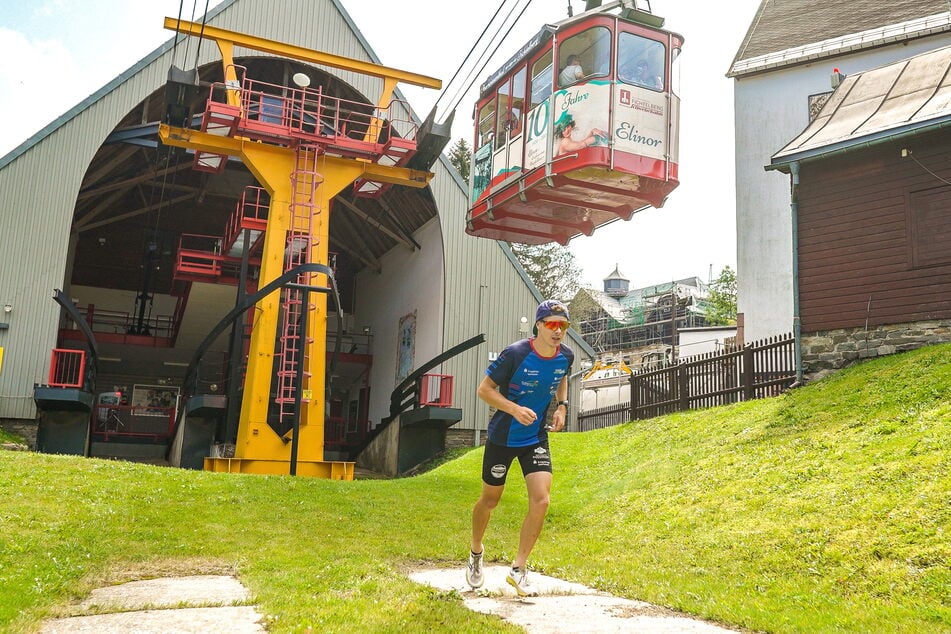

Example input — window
[495,80,511,141]
[557,27,611,88]
[618,33,665,91]
[476,101,495,150]
[510,66,527,136]
[908,186,951,268]
[531,50,554,108]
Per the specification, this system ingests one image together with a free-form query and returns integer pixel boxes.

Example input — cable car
[466,0,683,245]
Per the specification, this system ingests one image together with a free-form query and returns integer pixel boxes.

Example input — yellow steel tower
[158,19,441,479]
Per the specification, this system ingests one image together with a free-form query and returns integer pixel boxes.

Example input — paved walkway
[39,575,265,633]
[408,565,742,634]
[40,568,743,633]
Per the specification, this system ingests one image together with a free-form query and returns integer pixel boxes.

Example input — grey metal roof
[769,44,951,169]
[728,0,951,77]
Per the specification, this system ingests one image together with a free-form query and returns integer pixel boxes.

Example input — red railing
[235,76,417,150]
[63,305,175,339]
[418,373,453,407]
[325,415,371,449]
[223,186,269,252]
[48,349,86,388]
[176,233,224,277]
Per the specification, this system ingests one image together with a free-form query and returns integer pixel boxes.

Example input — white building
[728,0,951,342]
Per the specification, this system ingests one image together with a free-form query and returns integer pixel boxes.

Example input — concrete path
[40,567,742,633]
[408,565,742,633]
[39,575,265,633]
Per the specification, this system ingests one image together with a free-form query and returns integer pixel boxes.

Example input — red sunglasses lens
[541,320,569,331]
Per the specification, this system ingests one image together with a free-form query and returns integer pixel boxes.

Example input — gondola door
[492,66,527,184]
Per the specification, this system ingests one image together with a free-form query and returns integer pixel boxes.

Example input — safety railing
[176,233,223,277]
[48,349,86,388]
[418,373,453,407]
[201,67,418,156]
[325,415,371,449]
[223,186,269,252]
[62,305,175,339]
[237,76,417,147]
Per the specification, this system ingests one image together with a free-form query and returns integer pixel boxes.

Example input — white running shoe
[505,567,537,597]
[466,550,484,589]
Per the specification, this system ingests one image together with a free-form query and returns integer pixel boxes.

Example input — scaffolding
[576,279,712,365]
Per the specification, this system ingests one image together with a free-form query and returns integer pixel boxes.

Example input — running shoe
[466,550,484,589]
[505,567,537,597]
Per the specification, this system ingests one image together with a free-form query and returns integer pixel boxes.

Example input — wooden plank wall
[797,134,951,332]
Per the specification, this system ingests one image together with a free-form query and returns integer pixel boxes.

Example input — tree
[447,138,470,181]
[704,265,737,325]
[568,289,603,325]
[509,242,582,303]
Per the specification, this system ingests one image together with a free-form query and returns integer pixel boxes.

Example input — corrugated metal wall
[0,0,589,426]
[431,162,573,432]
[0,0,383,420]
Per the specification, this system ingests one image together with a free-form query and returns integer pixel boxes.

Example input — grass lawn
[1,343,949,633]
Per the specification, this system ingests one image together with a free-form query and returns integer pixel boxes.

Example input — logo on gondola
[615,122,663,148]
[528,101,550,140]
[620,89,662,115]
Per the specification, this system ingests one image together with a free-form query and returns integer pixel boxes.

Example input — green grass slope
[1,343,948,633]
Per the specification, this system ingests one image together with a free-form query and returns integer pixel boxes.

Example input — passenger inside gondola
[632,59,663,90]
[619,33,665,91]
[558,54,585,86]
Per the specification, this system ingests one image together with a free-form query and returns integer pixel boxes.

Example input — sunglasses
[540,320,570,332]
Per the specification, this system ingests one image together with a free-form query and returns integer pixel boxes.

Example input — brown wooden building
[769,45,951,375]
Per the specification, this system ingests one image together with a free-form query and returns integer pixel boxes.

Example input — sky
[0,0,762,291]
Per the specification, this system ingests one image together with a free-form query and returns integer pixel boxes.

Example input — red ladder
[274,145,323,424]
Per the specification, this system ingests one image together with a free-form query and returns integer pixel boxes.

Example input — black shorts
[481,439,552,486]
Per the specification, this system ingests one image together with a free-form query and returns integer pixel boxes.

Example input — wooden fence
[577,333,796,432]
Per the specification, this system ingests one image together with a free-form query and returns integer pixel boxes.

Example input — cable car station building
[0,0,593,477]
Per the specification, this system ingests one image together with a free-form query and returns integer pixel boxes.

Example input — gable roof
[0,0,377,171]
[769,44,951,170]
[728,0,951,77]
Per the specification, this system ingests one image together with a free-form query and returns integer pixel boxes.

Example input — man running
[466,300,574,596]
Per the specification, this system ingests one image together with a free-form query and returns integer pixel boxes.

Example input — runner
[466,300,574,597]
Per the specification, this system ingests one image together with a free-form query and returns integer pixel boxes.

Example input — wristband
[556,400,569,411]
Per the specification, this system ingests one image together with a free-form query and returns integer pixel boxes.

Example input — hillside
[0,343,948,633]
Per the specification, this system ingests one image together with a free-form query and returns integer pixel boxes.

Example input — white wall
[69,285,178,317]
[733,34,951,342]
[354,218,444,426]
[678,326,736,358]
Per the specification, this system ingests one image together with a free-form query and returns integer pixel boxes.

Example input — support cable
[193,0,212,70]
[431,0,509,115]
[172,0,186,68]
[439,0,538,121]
